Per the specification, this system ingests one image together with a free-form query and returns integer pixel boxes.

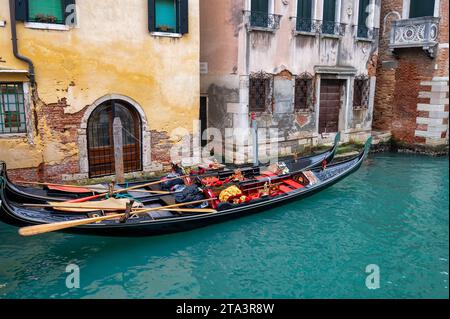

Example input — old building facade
[0,0,200,182]
[374,0,449,148]
[200,0,381,163]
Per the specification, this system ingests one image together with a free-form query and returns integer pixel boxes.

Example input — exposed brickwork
[374,0,449,147]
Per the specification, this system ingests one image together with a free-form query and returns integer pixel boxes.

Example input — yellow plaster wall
[0,0,200,170]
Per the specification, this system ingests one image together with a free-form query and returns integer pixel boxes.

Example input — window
[322,0,337,34]
[250,0,269,28]
[294,73,314,111]
[353,75,370,109]
[357,0,371,38]
[249,72,272,112]
[148,0,189,34]
[0,83,27,134]
[15,0,76,25]
[296,0,313,32]
[409,0,435,18]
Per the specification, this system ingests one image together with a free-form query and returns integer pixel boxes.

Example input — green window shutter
[297,0,312,19]
[251,0,269,12]
[409,0,435,18]
[28,0,64,24]
[15,0,28,21]
[63,0,76,22]
[179,0,188,34]
[148,0,156,32]
[323,0,336,22]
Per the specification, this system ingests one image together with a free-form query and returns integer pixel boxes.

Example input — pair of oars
[19,198,217,237]
[16,176,185,201]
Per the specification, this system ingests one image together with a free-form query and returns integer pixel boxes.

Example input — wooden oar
[127,189,173,195]
[66,175,188,204]
[18,198,216,237]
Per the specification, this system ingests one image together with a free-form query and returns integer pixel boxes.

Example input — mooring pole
[251,112,259,166]
[113,117,125,184]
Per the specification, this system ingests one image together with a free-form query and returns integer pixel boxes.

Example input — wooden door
[319,79,342,134]
[87,101,142,178]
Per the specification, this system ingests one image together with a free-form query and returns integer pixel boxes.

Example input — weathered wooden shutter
[297,0,312,19]
[179,0,189,34]
[15,0,28,21]
[358,0,370,26]
[63,0,76,21]
[148,0,156,32]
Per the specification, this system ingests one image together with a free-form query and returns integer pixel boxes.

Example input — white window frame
[402,0,440,19]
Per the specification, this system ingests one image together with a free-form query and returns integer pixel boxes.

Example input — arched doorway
[87,100,142,178]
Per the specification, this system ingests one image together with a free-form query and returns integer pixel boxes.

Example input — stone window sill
[295,110,313,115]
[321,34,341,39]
[150,32,182,38]
[353,106,368,111]
[247,25,277,33]
[294,30,317,37]
[356,37,374,43]
[0,133,28,139]
[24,22,70,31]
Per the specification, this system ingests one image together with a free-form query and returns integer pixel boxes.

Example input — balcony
[292,18,346,38]
[389,16,440,58]
[244,10,282,32]
[321,21,346,37]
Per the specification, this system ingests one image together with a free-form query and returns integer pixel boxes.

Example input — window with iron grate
[0,83,27,134]
[249,72,272,112]
[294,72,314,111]
[353,75,370,110]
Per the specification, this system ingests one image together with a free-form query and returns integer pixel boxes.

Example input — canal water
[0,153,448,299]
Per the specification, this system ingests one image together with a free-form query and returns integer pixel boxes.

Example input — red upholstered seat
[279,185,294,194]
[261,171,277,177]
[283,179,304,189]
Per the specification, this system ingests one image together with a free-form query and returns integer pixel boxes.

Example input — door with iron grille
[319,79,342,134]
[87,100,142,178]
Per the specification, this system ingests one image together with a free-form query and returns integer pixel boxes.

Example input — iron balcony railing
[292,18,346,37]
[390,16,440,49]
[321,20,346,36]
[245,10,282,30]
[354,25,379,41]
[296,18,322,33]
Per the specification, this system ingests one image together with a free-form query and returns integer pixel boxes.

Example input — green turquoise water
[0,154,448,299]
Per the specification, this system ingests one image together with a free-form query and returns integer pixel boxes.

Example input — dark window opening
[357,0,371,38]
[250,0,269,28]
[409,0,435,18]
[249,72,272,112]
[296,0,313,32]
[322,0,337,34]
[294,73,314,111]
[0,83,27,134]
[353,76,370,109]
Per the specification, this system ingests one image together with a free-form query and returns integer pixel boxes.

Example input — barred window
[0,83,27,134]
[294,72,314,111]
[249,72,272,112]
[353,75,370,109]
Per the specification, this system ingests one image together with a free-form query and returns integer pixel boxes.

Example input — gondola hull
[0,133,340,204]
[0,138,370,237]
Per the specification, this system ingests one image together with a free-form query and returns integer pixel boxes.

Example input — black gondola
[0,137,371,237]
[0,133,341,204]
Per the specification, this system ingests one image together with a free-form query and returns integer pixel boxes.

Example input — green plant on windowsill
[157,25,175,33]
[33,14,58,24]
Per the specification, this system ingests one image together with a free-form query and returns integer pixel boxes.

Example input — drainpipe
[9,0,35,84]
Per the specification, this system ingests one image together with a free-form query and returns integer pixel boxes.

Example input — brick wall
[374,0,449,147]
